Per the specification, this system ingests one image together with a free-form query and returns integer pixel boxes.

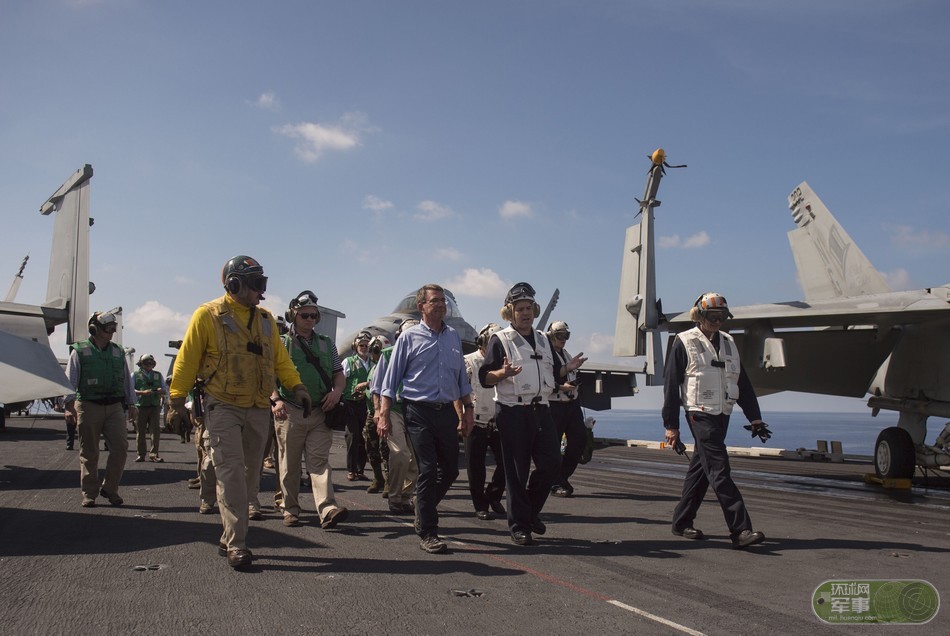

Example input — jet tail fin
[614,159,666,382]
[40,164,93,344]
[787,182,890,301]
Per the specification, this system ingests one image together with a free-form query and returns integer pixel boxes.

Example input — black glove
[744,421,772,443]
[293,385,313,419]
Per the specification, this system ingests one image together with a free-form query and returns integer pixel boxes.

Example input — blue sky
[2,1,948,413]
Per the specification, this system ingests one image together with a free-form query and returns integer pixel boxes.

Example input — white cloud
[173,275,193,285]
[125,300,190,335]
[339,239,378,265]
[274,111,375,163]
[890,225,950,249]
[586,332,614,355]
[253,91,280,111]
[659,231,710,249]
[444,268,509,298]
[363,195,393,212]
[436,247,463,261]
[882,268,912,290]
[499,200,533,220]
[414,200,454,222]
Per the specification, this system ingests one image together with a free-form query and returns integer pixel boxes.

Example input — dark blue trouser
[405,402,460,538]
[463,423,506,512]
[549,400,586,489]
[344,399,368,474]
[496,403,561,534]
[672,411,752,537]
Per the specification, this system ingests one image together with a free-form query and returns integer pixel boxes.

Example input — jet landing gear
[874,427,915,479]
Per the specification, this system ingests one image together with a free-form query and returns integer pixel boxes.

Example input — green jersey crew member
[133,353,168,463]
[170,255,311,569]
[270,290,349,530]
[65,311,137,508]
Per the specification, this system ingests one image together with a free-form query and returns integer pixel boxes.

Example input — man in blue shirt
[379,284,475,554]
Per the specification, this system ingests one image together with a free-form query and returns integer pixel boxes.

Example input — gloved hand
[293,384,312,419]
[744,420,772,443]
[170,397,190,425]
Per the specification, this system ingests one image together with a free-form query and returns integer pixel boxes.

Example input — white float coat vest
[551,345,578,402]
[465,350,495,425]
[678,326,740,416]
[493,326,555,406]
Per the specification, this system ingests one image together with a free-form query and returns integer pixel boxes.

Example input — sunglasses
[297,312,319,320]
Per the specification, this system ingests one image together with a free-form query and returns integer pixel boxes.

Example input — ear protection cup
[225,275,242,294]
[89,322,98,335]
[500,305,512,322]
[284,310,293,323]
[689,306,702,322]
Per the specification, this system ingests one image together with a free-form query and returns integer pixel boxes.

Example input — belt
[83,397,125,406]
[474,415,494,424]
[407,400,454,410]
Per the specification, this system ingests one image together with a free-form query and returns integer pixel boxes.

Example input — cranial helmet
[689,292,734,322]
[396,318,419,338]
[137,353,156,367]
[88,311,117,335]
[501,282,540,321]
[222,255,267,294]
[476,322,502,349]
[547,321,570,341]
[354,330,373,347]
[286,290,320,324]
[368,334,392,355]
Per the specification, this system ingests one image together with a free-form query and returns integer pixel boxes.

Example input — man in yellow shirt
[170,255,311,569]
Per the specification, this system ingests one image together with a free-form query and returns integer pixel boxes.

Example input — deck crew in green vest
[342,331,373,481]
[270,290,349,530]
[133,353,168,463]
[65,311,138,509]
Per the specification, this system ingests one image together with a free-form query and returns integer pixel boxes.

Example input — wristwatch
[463,403,474,412]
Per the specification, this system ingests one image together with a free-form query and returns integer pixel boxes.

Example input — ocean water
[585,409,946,457]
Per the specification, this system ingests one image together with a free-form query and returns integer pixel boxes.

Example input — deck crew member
[547,321,588,497]
[65,311,137,508]
[379,284,474,554]
[464,322,507,519]
[342,331,372,481]
[170,255,311,569]
[133,354,167,463]
[372,323,419,515]
[663,292,767,549]
[271,290,349,530]
[479,283,584,546]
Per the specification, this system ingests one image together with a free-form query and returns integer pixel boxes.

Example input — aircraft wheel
[874,427,915,479]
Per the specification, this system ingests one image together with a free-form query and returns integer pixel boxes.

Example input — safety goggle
[245,275,268,292]
[553,331,570,341]
[297,312,319,320]
[507,283,536,302]
[703,311,728,323]
[292,290,317,308]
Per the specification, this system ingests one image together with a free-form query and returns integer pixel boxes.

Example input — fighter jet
[615,155,950,479]
[0,165,94,421]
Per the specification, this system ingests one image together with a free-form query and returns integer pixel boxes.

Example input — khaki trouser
[136,404,162,457]
[203,396,270,550]
[385,410,418,505]
[77,401,129,499]
[274,402,342,522]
